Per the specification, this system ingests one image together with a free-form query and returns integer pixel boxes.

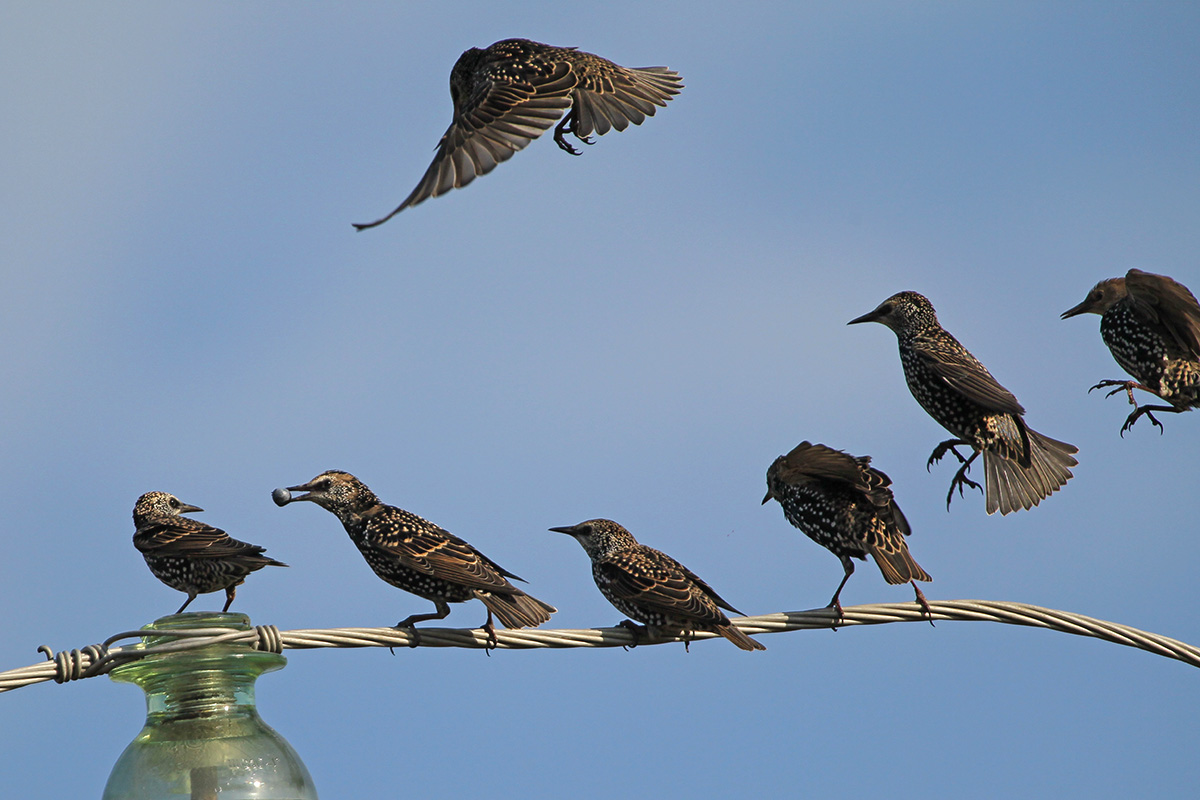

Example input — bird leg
[944,450,983,510]
[393,600,452,651]
[617,618,646,650]
[1120,404,1182,437]
[926,438,972,471]
[911,583,934,627]
[826,559,856,630]
[553,106,593,156]
[478,609,499,652]
[175,593,198,615]
[1088,378,1154,405]
[222,586,237,613]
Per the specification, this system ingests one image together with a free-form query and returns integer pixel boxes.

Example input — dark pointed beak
[274,480,320,506]
[179,503,204,514]
[847,307,883,325]
[761,490,774,505]
[549,525,578,535]
[1060,299,1092,320]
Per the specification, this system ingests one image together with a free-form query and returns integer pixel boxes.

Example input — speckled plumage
[850,291,1078,516]
[764,442,930,618]
[1062,269,1200,434]
[354,38,683,229]
[133,491,286,614]
[551,518,764,651]
[281,471,555,640]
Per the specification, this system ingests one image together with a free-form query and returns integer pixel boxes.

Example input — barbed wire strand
[4,599,1197,694]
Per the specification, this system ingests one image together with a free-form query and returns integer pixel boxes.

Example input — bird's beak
[279,480,321,504]
[761,490,774,505]
[548,526,577,535]
[179,503,204,514]
[847,306,884,325]
[1060,298,1093,320]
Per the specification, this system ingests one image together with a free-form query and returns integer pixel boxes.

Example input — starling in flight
[353,38,683,229]
[551,518,764,651]
[849,291,1078,515]
[1062,268,1200,435]
[133,491,287,614]
[764,441,931,622]
[276,471,555,644]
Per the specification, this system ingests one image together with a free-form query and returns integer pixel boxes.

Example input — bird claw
[1088,379,1138,405]
[1120,407,1164,437]
[825,597,846,631]
[553,114,593,156]
[945,460,983,510]
[913,584,935,628]
[617,619,645,650]
[927,440,968,471]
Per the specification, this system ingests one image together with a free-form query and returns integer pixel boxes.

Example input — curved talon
[617,619,645,650]
[552,112,594,156]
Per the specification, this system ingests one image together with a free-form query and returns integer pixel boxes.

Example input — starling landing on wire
[1061,268,1200,435]
[275,471,555,645]
[133,491,287,614]
[849,291,1078,516]
[763,442,931,623]
[551,518,764,651]
[353,38,683,229]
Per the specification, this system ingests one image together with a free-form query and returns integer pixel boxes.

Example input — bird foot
[389,619,424,653]
[1120,406,1165,437]
[1088,379,1141,405]
[927,440,970,471]
[913,584,935,628]
[617,619,646,650]
[945,459,983,510]
[553,114,593,156]
[825,597,846,631]
[480,616,499,653]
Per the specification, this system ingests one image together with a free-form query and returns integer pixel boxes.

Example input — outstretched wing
[355,56,576,229]
[568,53,683,138]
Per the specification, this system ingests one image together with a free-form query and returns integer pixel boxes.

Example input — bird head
[1061,277,1127,319]
[848,291,938,336]
[550,518,636,560]
[276,470,379,520]
[133,491,203,526]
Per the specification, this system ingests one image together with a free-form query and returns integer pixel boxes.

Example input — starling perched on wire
[1061,268,1200,435]
[133,491,287,614]
[849,291,1078,516]
[763,442,931,622]
[551,518,765,651]
[275,471,555,644]
[353,38,683,229]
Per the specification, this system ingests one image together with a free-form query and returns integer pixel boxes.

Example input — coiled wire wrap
[4,599,1197,694]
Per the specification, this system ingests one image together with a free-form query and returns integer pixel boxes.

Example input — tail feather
[869,543,932,585]
[716,621,766,652]
[983,429,1078,515]
[477,589,556,629]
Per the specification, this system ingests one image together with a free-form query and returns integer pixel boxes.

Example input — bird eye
[169,498,179,508]
[880,303,894,315]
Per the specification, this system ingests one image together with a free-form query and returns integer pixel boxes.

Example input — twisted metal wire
[4,599,1197,694]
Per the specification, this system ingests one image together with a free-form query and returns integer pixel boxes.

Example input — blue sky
[3,3,1199,797]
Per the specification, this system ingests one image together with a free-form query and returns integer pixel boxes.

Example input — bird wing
[365,509,521,593]
[354,59,576,228]
[133,518,266,559]
[568,54,683,138]
[1126,269,1200,360]
[596,550,728,624]
[914,334,1026,414]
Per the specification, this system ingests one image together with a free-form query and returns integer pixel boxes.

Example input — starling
[1061,268,1200,435]
[132,491,287,614]
[277,470,555,644]
[763,442,931,622]
[551,518,764,651]
[353,38,683,229]
[849,291,1078,515]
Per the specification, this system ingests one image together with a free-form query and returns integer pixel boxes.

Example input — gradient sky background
[3,3,1199,797]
